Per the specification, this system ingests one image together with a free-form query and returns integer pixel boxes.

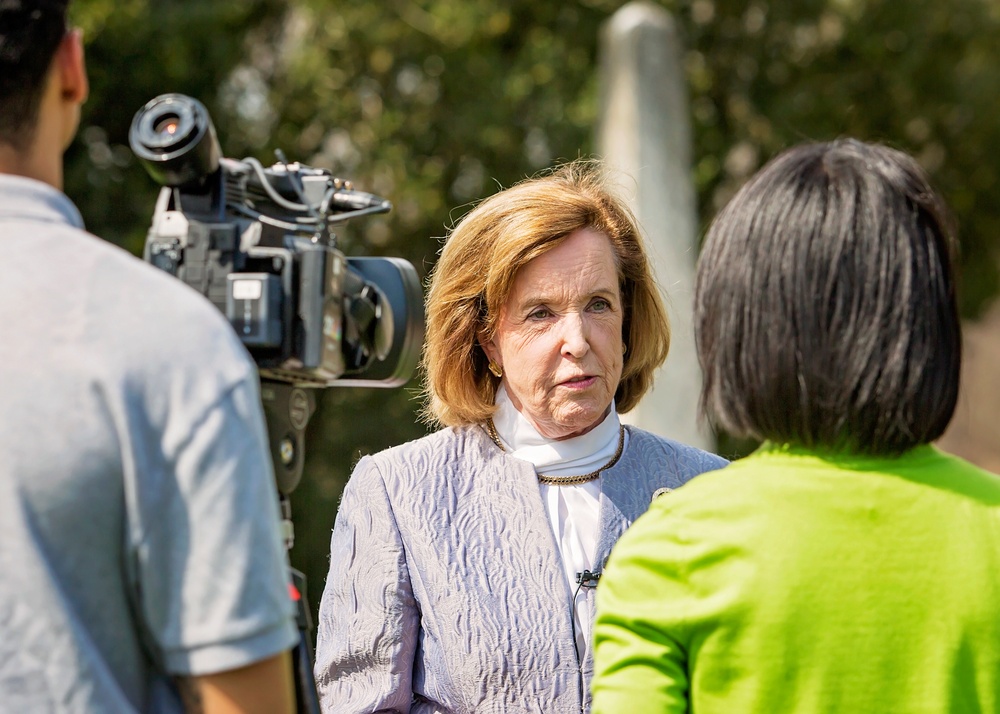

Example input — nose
[560,312,590,359]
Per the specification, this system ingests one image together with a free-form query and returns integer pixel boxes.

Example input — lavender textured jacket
[314,423,727,713]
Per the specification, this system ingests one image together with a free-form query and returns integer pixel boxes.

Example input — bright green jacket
[592,444,1000,713]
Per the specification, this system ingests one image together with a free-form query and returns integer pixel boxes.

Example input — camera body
[129,93,423,389]
[129,94,424,494]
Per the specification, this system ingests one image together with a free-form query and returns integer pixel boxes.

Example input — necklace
[484,418,626,486]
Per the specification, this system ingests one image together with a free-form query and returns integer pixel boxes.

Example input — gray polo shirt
[0,174,297,712]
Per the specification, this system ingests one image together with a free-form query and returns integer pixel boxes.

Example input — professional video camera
[128,93,424,495]
[130,93,423,713]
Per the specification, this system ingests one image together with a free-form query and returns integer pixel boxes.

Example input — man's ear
[56,29,88,106]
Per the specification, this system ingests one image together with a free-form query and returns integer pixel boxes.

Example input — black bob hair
[695,138,961,456]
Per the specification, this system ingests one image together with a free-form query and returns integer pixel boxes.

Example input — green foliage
[675,0,1000,315]
[66,0,286,254]
[65,0,1000,631]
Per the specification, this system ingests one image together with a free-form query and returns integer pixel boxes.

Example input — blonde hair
[421,160,670,427]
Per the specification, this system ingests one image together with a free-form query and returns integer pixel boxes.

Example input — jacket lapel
[594,427,652,568]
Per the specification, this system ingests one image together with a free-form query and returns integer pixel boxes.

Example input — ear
[55,29,89,106]
[478,332,501,368]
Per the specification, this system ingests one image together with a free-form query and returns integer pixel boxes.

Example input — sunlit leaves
[63,0,1000,621]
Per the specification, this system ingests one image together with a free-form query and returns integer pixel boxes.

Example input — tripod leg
[289,567,321,714]
[259,384,322,711]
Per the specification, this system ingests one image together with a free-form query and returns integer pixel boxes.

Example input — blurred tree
[66,0,287,254]
[66,0,1000,633]
[264,0,1000,623]
[676,0,1000,315]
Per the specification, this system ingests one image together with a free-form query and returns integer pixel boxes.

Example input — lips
[559,375,596,388]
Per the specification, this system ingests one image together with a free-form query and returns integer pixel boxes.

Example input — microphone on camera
[329,187,391,213]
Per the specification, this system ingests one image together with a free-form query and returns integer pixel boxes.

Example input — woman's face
[483,227,625,440]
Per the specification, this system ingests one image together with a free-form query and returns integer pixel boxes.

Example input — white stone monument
[597,1,713,449]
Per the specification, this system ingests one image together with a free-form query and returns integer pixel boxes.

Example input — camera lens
[129,94,221,187]
[153,115,181,137]
[132,96,200,152]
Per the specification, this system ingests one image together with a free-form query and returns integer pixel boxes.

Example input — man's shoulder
[0,175,226,324]
[70,229,247,354]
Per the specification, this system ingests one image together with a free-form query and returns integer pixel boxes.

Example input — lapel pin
[651,486,673,502]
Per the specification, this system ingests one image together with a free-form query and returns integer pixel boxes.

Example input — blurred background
[66,0,1000,634]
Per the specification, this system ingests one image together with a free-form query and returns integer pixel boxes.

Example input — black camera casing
[130,93,423,390]
[130,93,424,493]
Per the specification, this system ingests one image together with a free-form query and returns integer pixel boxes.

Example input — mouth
[559,375,597,389]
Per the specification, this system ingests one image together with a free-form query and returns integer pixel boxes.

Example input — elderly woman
[591,139,1000,713]
[313,160,726,713]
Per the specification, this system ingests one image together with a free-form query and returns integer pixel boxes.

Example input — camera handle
[260,380,322,713]
[260,381,315,497]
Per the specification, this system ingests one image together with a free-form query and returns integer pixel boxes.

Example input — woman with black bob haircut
[591,139,1000,714]
[698,137,960,453]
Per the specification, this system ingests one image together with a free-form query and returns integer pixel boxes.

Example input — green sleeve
[591,510,693,714]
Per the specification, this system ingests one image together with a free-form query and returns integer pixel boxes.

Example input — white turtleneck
[491,385,628,660]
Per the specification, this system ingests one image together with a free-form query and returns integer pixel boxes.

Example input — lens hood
[129,93,221,187]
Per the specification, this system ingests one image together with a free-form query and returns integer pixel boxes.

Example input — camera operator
[0,2,297,712]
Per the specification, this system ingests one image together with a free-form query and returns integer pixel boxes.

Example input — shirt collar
[492,383,621,473]
[0,173,85,230]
